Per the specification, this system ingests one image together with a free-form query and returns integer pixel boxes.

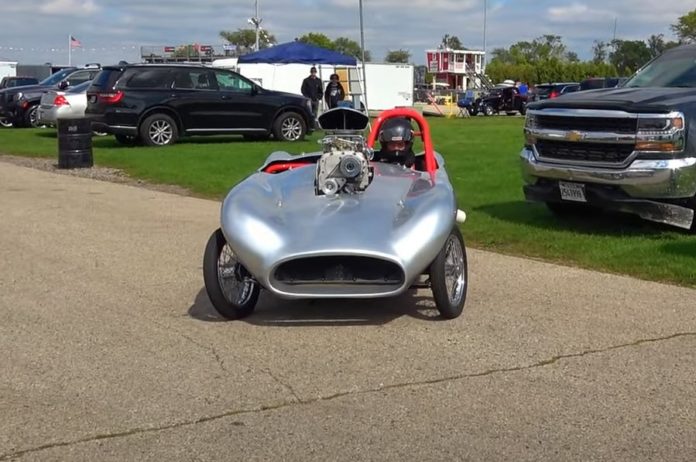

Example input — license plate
[559,181,586,202]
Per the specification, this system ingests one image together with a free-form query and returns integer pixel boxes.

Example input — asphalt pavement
[1,161,695,461]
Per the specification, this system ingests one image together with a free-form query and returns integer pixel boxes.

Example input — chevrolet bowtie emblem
[566,131,584,142]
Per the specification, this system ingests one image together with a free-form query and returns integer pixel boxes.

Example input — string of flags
[0,45,140,53]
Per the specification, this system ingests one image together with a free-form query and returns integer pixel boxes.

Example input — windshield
[624,48,696,88]
[39,68,76,86]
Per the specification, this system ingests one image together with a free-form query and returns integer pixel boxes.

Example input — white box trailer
[212,59,414,112]
[0,61,18,80]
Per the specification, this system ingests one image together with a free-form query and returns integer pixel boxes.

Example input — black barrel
[57,118,93,169]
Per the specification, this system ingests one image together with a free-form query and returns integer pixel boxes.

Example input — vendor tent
[237,41,357,65]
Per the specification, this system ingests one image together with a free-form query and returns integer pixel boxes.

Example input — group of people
[301,67,346,119]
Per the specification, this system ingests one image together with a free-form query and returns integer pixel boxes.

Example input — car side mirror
[58,80,69,90]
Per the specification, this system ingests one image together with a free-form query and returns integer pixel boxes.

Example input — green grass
[1,118,695,286]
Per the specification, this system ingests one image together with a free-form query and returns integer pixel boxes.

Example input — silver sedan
[37,81,91,126]
[37,81,105,134]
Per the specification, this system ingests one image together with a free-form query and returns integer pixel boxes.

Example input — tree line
[214,7,696,82]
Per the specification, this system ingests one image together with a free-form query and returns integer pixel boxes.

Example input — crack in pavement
[2,331,694,461]
[261,368,303,403]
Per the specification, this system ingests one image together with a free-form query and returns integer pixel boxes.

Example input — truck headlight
[635,113,685,155]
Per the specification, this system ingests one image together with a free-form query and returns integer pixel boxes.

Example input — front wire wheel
[203,229,260,320]
[429,226,468,319]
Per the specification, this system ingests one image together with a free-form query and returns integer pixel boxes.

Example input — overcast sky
[0,0,689,66]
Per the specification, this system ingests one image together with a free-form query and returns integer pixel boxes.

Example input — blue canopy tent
[237,41,357,65]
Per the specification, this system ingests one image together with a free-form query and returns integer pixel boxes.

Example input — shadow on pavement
[187,287,446,327]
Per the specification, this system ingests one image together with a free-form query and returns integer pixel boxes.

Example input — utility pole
[248,0,262,51]
[482,0,487,71]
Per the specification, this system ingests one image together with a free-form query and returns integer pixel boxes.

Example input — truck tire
[24,105,40,128]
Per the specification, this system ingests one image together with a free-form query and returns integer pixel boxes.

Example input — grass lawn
[1,117,695,287]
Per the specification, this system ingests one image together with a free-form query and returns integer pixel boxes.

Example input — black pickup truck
[521,44,696,230]
[0,65,99,128]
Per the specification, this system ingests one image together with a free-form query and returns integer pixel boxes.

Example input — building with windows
[424,48,488,90]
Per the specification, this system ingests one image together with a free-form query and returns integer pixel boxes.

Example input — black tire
[24,105,40,128]
[203,228,260,320]
[519,103,527,116]
[140,113,179,146]
[429,226,468,319]
[0,117,12,128]
[114,134,139,145]
[273,111,306,141]
[483,105,494,116]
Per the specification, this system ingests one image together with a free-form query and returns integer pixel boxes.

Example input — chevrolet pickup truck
[521,44,696,230]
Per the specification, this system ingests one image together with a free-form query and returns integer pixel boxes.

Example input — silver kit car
[203,107,468,319]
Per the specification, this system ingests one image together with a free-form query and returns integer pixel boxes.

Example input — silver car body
[37,82,90,126]
[220,149,457,299]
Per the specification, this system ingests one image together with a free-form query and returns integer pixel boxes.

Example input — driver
[374,117,416,167]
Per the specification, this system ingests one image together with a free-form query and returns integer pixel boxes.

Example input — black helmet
[378,118,415,166]
[379,117,413,144]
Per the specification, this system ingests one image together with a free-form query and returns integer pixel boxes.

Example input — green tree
[489,35,575,66]
[385,49,411,63]
[647,34,680,58]
[219,28,276,54]
[333,37,371,61]
[671,8,696,43]
[297,32,334,50]
[592,40,609,63]
[609,40,651,73]
[440,34,464,50]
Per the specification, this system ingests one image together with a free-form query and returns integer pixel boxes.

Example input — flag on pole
[70,35,82,48]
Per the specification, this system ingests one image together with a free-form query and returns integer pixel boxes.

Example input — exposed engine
[315,134,373,196]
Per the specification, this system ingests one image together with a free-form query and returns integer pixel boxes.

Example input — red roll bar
[367,108,437,175]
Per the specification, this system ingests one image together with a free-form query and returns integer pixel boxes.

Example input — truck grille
[537,115,637,134]
[535,140,635,164]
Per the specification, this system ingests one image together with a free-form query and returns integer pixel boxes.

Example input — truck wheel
[483,105,494,116]
[24,105,41,128]
[519,104,527,116]
[0,117,12,128]
[203,228,260,320]
[140,113,179,146]
[273,112,306,141]
[429,226,468,319]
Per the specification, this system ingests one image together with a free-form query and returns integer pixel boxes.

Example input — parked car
[579,77,628,91]
[36,81,106,135]
[0,76,39,89]
[529,82,580,102]
[471,85,528,116]
[0,76,41,126]
[521,43,696,230]
[0,64,100,128]
[85,63,314,146]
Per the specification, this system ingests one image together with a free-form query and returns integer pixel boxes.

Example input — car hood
[529,87,696,113]
[0,84,51,96]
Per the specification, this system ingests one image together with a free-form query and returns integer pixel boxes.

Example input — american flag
[70,35,82,48]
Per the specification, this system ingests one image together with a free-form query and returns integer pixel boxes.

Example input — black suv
[0,65,100,127]
[85,64,314,146]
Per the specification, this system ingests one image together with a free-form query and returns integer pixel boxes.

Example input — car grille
[537,115,637,133]
[535,140,635,164]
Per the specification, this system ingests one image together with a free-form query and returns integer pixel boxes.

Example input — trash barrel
[57,118,93,169]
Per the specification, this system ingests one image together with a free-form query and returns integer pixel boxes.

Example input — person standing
[301,67,323,122]
[324,73,346,109]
